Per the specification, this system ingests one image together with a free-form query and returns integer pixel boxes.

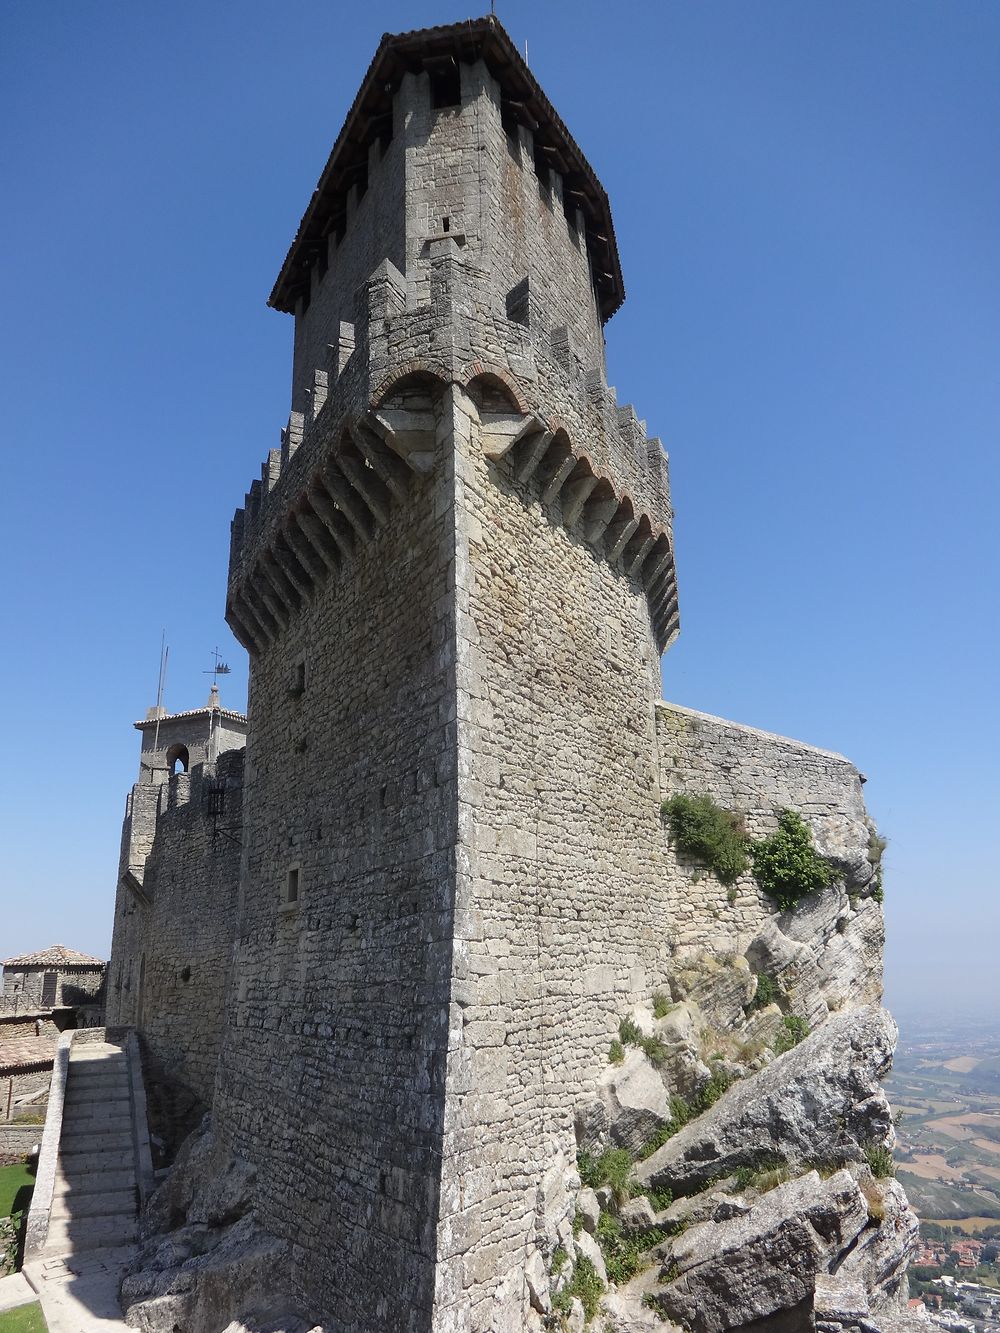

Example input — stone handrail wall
[23,1030,73,1259]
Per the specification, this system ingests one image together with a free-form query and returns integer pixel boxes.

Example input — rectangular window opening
[430,66,461,109]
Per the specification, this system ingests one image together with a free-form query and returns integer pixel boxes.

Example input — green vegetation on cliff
[662,793,749,885]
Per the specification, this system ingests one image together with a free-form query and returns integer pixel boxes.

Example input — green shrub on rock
[552,1254,604,1321]
[577,1148,634,1203]
[750,971,777,1010]
[773,1014,810,1055]
[865,1143,895,1178]
[662,793,749,885]
[619,1017,643,1047]
[751,810,834,910]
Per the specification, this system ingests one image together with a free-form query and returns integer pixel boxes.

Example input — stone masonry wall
[0,966,104,1011]
[211,397,461,1333]
[139,752,244,1109]
[425,393,883,1330]
[2,1066,52,1115]
[107,752,244,1113]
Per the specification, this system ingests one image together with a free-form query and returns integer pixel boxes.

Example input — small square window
[281,863,303,912]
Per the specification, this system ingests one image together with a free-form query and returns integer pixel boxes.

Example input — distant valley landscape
[890,1011,1000,1228]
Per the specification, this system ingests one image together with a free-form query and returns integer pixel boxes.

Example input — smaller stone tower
[107,688,247,1115]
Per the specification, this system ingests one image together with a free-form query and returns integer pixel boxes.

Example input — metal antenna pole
[152,633,168,757]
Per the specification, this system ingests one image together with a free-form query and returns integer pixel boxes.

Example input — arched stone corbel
[479,411,546,462]
[369,407,437,474]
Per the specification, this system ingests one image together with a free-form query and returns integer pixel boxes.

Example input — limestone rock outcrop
[635,1006,896,1197]
[121,1119,297,1333]
[746,890,884,1030]
[649,1164,919,1333]
[541,1002,917,1333]
[652,1169,871,1331]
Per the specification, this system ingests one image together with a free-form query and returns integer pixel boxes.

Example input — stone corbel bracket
[226,408,433,656]
[481,407,679,655]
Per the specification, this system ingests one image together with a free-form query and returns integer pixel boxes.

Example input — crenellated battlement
[227,245,677,657]
[226,17,680,661]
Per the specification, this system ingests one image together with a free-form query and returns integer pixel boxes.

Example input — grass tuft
[865,1143,895,1179]
[773,1014,810,1055]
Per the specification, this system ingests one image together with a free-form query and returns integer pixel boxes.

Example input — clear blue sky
[1,2,997,1016]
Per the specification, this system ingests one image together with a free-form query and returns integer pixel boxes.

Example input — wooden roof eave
[268,17,625,321]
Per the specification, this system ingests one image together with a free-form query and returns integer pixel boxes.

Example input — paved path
[24,1247,133,1332]
[0,1270,35,1313]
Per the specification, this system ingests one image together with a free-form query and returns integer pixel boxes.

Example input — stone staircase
[44,1041,138,1255]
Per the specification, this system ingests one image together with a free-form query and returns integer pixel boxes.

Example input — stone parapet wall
[107,752,243,1112]
[655,702,877,962]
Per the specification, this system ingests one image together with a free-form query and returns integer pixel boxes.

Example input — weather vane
[203,647,232,686]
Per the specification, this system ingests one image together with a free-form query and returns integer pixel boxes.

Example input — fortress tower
[114,17,889,1333]
[221,18,677,1329]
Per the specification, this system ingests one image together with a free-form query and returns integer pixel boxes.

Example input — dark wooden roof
[269,17,625,322]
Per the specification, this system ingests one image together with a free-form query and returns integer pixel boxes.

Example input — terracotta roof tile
[2,944,105,968]
[0,1034,58,1070]
[133,706,247,731]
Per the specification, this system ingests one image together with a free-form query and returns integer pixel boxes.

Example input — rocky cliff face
[119,806,916,1333]
[522,882,923,1333]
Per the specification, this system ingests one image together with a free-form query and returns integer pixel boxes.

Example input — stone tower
[220,18,677,1329]
[124,16,896,1333]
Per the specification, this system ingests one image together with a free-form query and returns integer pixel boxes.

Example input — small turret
[133,688,247,783]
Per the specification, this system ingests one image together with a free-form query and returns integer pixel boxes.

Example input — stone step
[50,1187,136,1221]
[43,1214,137,1256]
[67,1065,128,1080]
[55,1167,136,1195]
[62,1118,133,1138]
[63,1082,130,1103]
[60,1127,132,1152]
[66,1082,131,1103]
[63,1104,130,1122]
[59,1145,135,1171]
[66,1077,130,1094]
[63,1095,132,1116]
